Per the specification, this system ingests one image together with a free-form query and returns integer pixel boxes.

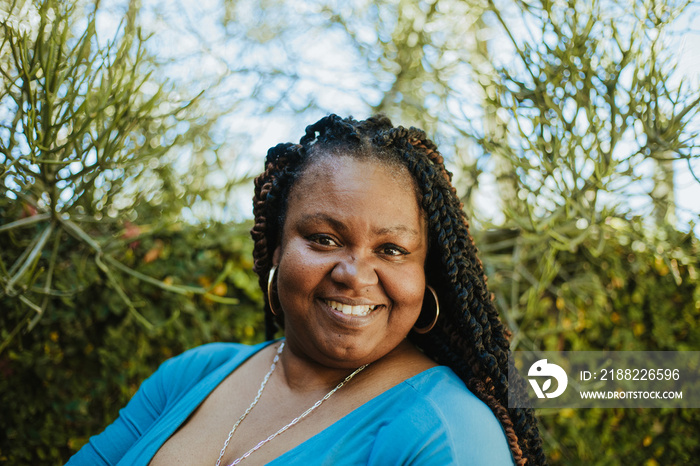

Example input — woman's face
[273,155,428,369]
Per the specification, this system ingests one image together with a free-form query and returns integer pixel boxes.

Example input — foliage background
[1,0,699,464]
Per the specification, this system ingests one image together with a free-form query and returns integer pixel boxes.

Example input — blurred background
[1,0,699,463]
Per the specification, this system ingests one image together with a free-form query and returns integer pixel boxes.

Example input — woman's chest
[148,363,372,465]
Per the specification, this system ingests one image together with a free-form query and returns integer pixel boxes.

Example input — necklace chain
[215,342,369,466]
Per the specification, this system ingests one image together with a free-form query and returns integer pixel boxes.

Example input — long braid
[250,114,547,465]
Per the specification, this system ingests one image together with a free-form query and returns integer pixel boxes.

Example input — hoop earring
[413,285,439,334]
[267,265,279,316]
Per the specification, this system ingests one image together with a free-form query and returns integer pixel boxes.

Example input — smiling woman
[274,156,428,369]
[66,115,546,466]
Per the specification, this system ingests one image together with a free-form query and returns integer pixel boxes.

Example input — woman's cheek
[387,266,426,311]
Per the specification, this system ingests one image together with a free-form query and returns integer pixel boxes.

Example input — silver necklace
[215,341,369,466]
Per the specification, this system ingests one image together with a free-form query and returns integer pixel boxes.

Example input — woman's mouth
[324,299,378,317]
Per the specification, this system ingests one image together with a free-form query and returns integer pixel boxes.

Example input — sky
[668,5,700,234]
[4,0,698,233]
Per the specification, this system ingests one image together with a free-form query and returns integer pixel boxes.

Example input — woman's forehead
[294,151,420,201]
[286,156,426,230]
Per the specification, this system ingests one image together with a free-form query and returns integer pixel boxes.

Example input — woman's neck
[276,339,430,394]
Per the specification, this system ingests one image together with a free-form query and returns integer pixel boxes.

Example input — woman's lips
[322,299,379,317]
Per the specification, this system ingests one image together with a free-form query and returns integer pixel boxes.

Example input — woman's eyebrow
[298,213,420,238]
[298,213,347,232]
[372,225,421,238]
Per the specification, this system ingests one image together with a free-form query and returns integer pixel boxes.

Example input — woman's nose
[330,253,378,289]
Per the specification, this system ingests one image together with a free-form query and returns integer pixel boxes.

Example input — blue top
[66,341,515,465]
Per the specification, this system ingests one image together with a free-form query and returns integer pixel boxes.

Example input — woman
[67,115,545,465]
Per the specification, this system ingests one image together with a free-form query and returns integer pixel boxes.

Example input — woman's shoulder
[153,340,272,400]
[166,341,259,365]
[159,341,260,372]
[65,341,273,465]
[388,366,515,464]
[404,366,494,410]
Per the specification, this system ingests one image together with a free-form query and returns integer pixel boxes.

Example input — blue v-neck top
[66,341,514,465]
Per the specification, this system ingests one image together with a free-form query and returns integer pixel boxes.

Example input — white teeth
[325,300,377,317]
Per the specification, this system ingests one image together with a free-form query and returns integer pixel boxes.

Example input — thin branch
[5,223,53,294]
[0,212,51,233]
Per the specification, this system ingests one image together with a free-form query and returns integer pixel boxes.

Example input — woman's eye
[380,244,409,257]
[308,235,339,247]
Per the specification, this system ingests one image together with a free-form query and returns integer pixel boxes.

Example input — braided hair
[251,114,546,465]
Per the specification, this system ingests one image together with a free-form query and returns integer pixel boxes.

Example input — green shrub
[0,214,265,462]
[0,2,264,462]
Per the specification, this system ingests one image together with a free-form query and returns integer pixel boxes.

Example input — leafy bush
[481,220,700,464]
[0,214,265,462]
[0,2,264,462]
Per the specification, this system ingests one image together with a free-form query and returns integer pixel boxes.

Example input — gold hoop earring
[413,286,439,334]
[267,265,279,316]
